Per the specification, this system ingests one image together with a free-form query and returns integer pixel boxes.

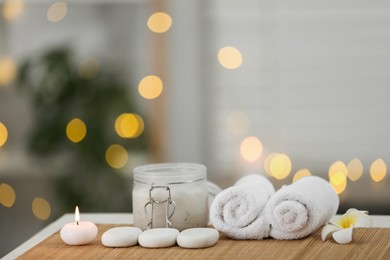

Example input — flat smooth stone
[138,228,179,248]
[177,228,219,248]
[101,227,142,247]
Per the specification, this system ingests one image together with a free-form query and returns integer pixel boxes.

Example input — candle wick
[77,221,79,225]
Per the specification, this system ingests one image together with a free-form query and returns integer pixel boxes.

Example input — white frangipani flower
[321,208,372,244]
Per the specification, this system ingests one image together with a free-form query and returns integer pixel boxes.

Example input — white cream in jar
[132,163,209,231]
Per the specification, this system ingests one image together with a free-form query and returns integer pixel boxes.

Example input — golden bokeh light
[240,136,263,162]
[138,75,163,99]
[293,168,312,183]
[328,161,348,179]
[0,183,16,208]
[2,0,24,21]
[0,57,17,86]
[370,158,387,182]
[347,158,363,181]
[269,153,292,180]
[78,57,100,80]
[47,2,67,22]
[330,172,346,186]
[218,46,243,69]
[264,153,277,176]
[147,12,172,33]
[32,197,51,220]
[115,113,144,138]
[226,111,250,135]
[330,172,347,195]
[66,118,87,143]
[106,144,128,169]
[0,122,8,147]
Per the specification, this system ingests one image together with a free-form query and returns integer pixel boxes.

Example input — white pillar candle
[60,206,98,245]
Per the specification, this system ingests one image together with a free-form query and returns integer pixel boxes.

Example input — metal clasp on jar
[144,185,176,229]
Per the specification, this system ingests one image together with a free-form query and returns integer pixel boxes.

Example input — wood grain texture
[18,225,390,260]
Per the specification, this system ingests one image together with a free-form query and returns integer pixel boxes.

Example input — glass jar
[132,163,209,231]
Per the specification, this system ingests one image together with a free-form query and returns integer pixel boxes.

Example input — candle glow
[75,206,80,224]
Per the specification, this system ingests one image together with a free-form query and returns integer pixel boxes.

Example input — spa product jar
[133,163,209,231]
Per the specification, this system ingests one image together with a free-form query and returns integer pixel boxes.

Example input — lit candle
[60,206,98,245]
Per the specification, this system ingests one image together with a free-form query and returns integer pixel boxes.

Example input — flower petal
[354,214,372,228]
[332,227,353,244]
[346,208,370,216]
[328,216,342,227]
[321,224,341,241]
[329,208,372,229]
[346,209,372,228]
[345,208,359,214]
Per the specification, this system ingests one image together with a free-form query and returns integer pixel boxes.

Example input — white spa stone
[138,228,179,248]
[177,228,219,249]
[101,227,142,247]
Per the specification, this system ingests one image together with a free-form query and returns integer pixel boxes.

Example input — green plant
[17,46,147,214]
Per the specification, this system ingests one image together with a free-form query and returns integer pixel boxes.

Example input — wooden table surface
[4,213,390,259]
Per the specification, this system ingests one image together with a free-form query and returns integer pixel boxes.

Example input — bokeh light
[32,197,51,220]
[218,46,243,69]
[78,57,100,80]
[0,183,16,208]
[370,158,387,182]
[138,75,163,99]
[66,118,87,143]
[226,111,249,135]
[293,168,311,182]
[240,136,263,162]
[269,153,292,180]
[0,57,17,86]
[0,122,8,147]
[264,153,277,176]
[47,2,67,22]
[328,161,348,179]
[147,12,172,33]
[2,0,24,21]
[330,172,347,195]
[115,113,144,138]
[347,158,363,181]
[106,144,128,169]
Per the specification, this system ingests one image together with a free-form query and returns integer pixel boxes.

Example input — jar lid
[133,163,207,185]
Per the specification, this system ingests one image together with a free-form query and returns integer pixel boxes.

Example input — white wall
[165,0,204,163]
[1,0,390,179]
[202,0,390,177]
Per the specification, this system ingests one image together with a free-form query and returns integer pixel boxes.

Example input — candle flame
[75,206,80,224]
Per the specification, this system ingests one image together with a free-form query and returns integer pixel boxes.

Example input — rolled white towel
[210,174,275,239]
[265,176,339,240]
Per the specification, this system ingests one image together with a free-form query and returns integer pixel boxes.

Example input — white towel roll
[265,176,339,240]
[210,174,275,239]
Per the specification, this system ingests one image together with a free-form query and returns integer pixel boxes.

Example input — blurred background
[1,0,389,256]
